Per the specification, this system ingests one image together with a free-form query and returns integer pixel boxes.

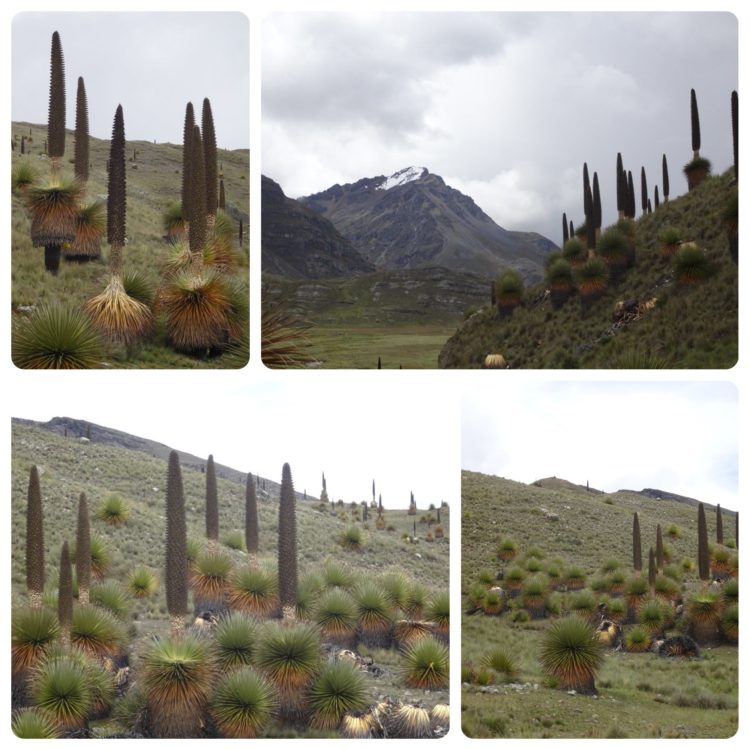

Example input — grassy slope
[441,170,738,368]
[12,421,449,607]
[461,470,738,739]
[11,121,249,369]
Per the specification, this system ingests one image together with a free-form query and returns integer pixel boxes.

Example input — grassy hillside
[440,171,737,368]
[11,122,249,369]
[462,470,738,738]
[11,421,449,737]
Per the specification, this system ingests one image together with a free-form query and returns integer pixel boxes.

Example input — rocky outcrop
[262,175,374,279]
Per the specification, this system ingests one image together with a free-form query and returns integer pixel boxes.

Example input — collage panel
[461,381,738,739]
[261,12,737,370]
[10,378,456,738]
[10,12,249,369]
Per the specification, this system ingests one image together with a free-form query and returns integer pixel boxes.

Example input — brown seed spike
[107,105,127,252]
[26,465,45,607]
[278,462,298,619]
[165,450,188,626]
[202,98,218,218]
[74,77,90,184]
[47,31,66,162]
[181,102,195,222]
[188,124,207,255]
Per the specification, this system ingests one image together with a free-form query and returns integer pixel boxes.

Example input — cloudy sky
[11,373,460,511]
[263,12,738,244]
[11,12,249,149]
[463,381,738,510]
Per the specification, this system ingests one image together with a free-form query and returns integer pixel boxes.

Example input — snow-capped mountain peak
[376,166,427,191]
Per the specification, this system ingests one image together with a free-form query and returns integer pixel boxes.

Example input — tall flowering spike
[74,77,90,184]
[662,154,670,201]
[731,90,738,182]
[245,473,259,565]
[592,173,601,232]
[202,98,218,219]
[562,212,569,245]
[219,178,225,211]
[107,105,127,255]
[632,512,642,572]
[716,504,724,545]
[278,463,298,620]
[648,547,656,590]
[615,152,625,216]
[655,524,664,570]
[585,182,595,249]
[654,184,660,209]
[165,450,188,634]
[626,171,635,219]
[690,88,701,157]
[583,163,592,218]
[181,102,195,221]
[640,167,648,215]
[58,541,73,648]
[697,502,710,581]
[26,465,45,608]
[47,31,66,164]
[76,492,91,606]
[205,455,219,548]
[188,124,207,255]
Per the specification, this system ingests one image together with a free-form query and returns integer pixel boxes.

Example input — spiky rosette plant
[160,267,232,352]
[402,637,449,689]
[393,620,433,651]
[355,583,394,647]
[165,450,188,637]
[625,576,650,622]
[261,300,313,368]
[214,612,258,671]
[210,667,277,738]
[686,590,723,645]
[308,660,369,730]
[481,588,503,615]
[278,462,298,621]
[658,226,682,256]
[13,304,104,369]
[90,581,133,621]
[607,569,626,597]
[404,582,429,620]
[31,657,91,733]
[11,708,62,739]
[12,606,60,677]
[85,105,153,343]
[482,647,519,682]
[313,588,358,647]
[71,533,111,579]
[637,598,666,637]
[190,549,232,612]
[95,494,130,525]
[574,257,608,304]
[228,565,279,617]
[623,625,651,653]
[255,621,320,721]
[380,572,408,613]
[70,605,126,659]
[569,590,597,620]
[494,268,524,315]
[27,178,81,272]
[245,473,258,567]
[540,616,604,695]
[73,76,89,187]
[391,704,433,738]
[126,566,158,599]
[546,258,574,308]
[673,242,710,286]
[721,603,738,644]
[12,162,36,193]
[596,226,630,278]
[321,561,355,591]
[67,200,104,260]
[25,465,45,608]
[562,236,587,267]
[426,591,449,640]
[142,635,215,738]
[340,525,365,551]
[522,576,549,619]
[722,577,738,607]
[162,202,185,247]
[565,566,586,591]
[496,538,519,562]
[341,712,375,738]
